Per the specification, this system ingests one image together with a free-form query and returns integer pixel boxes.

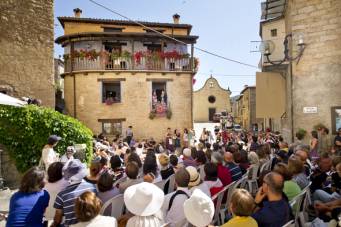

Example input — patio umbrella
[0,93,26,107]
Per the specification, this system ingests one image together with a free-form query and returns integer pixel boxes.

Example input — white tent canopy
[0,93,26,107]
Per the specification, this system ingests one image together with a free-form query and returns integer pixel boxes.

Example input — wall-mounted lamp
[264,33,306,65]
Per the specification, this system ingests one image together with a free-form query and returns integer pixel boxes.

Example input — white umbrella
[0,93,26,107]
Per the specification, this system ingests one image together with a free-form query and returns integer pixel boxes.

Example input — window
[144,29,165,34]
[152,82,168,114]
[103,27,123,32]
[102,82,121,103]
[102,121,122,136]
[208,95,216,103]
[144,44,162,52]
[271,29,277,37]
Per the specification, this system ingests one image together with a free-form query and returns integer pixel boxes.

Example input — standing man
[40,135,61,171]
[333,128,341,156]
[126,126,133,146]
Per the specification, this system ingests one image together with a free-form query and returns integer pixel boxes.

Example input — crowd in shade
[2,125,341,227]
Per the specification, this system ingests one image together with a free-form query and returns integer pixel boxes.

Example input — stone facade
[193,77,231,122]
[0,0,55,107]
[64,72,193,141]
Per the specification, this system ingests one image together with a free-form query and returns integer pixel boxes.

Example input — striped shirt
[54,180,97,226]
[225,162,243,181]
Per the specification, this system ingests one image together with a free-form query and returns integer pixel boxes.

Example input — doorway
[209,108,216,121]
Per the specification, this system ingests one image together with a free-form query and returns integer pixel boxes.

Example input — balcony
[64,50,198,73]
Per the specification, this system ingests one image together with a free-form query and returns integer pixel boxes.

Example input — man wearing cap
[41,135,61,171]
[51,159,97,227]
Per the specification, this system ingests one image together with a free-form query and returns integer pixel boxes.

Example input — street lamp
[264,33,306,65]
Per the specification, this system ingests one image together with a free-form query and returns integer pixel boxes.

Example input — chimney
[173,14,180,24]
[73,8,82,18]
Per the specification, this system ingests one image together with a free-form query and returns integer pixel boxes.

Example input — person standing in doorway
[41,135,61,171]
[126,126,133,146]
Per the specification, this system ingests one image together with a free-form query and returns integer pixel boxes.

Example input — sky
[54,0,262,96]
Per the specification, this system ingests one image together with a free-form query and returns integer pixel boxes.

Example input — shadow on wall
[0,145,22,189]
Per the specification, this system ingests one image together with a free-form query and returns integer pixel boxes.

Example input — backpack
[167,190,189,211]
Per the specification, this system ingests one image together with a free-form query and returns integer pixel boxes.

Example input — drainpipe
[290,62,294,142]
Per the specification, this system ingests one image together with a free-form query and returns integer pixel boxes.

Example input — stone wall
[193,77,231,122]
[0,145,21,189]
[64,72,193,142]
[285,0,341,141]
[0,0,55,107]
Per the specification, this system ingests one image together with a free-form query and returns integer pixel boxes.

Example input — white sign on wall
[303,107,318,114]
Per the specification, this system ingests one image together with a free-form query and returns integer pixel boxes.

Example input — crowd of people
[2,125,341,227]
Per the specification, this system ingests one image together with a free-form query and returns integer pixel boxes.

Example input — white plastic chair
[259,160,271,174]
[211,183,230,225]
[282,220,294,227]
[100,194,125,218]
[113,176,127,187]
[244,164,260,196]
[198,165,205,181]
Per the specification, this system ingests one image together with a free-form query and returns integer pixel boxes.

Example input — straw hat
[186,166,201,187]
[184,189,215,227]
[124,182,164,216]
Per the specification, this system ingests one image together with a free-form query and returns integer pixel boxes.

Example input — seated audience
[124,182,165,227]
[274,163,302,201]
[221,189,257,227]
[44,162,69,223]
[224,152,243,181]
[204,163,223,196]
[186,166,211,197]
[119,161,142,193]
[71,191,117,226]
[183,189,215,227]
[97,171,120,204]
[52,159,97,227]
[211,152,232,186]
[84,160,102,184]
[162,168,191,226]
[288,155,309,189]
[110,155,125,180]
[159,153,175,180]
[143,153,162,183]
[310,152,332,193]
[248,151,260,179]
[295,145,313,176]
[252,172,293,227]
[6,167,49,227]
[170,154,182,172]
[182,148,197,167]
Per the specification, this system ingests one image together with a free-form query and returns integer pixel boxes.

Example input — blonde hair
[230,189,255,216]
[75,191,102,222]
[158,153,170,167]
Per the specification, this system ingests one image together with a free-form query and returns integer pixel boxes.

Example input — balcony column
[131,40,135,70]
[190,43,194,72]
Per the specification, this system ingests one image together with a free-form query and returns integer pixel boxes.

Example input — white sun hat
[184,189,215,227]
[124,182,165,216]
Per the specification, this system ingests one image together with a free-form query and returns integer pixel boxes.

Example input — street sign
[303,107,318,114]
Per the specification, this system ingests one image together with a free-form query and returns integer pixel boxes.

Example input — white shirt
[190,182,211,197]
[41,146,58,170]
[161,187,191,227]
[204,179,223,189]
[70,215,117,227]
[44,178,69,220]
[126,211,164,227]
[60,154,74,164]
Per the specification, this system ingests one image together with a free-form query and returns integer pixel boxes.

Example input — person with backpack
[162,168,191,226]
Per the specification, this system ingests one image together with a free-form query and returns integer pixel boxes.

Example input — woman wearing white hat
[124,182,165,227]
[183,189,215,227]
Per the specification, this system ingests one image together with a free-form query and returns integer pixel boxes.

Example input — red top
[217,163,232,186]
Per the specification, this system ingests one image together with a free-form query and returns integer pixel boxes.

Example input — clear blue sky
[54,0,262,96]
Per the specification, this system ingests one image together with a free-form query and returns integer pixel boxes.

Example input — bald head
[224,152,233,163]
[264,172,284,195]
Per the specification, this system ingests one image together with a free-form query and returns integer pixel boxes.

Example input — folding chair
[100,194,125,218]
[244,164,260,196]
[290,190,307,222]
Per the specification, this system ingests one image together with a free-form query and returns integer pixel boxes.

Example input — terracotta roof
[55,32,198,45]
[57,17,192,30]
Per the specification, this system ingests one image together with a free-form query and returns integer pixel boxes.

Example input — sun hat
[47,135,61,145]
[186,166,200,187]
[183,148,192,157]
[62,159,87,181]
[184,189,215,227]
[124,182,164,216]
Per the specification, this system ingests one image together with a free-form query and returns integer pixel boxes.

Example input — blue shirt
[252,199,292,227]
[54,180,97,226]
[225,162,243,181]
[6,190,50,227]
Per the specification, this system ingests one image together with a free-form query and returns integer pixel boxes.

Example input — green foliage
[296,128,307,140]
[0,105,93,172]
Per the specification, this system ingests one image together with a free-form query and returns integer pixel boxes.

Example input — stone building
[0,0,55,107]
[193,76,231,122]
[236,86,264,131]
[231,95,242,124]
[54,58,65,112]
[55,9,198,141]
[257,0,341,142]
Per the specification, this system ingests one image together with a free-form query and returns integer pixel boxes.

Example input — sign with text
[303,107,318,114]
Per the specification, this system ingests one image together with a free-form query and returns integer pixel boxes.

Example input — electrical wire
[197,73,255,77]
[88,0,259,69]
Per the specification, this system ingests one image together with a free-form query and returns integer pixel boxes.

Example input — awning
[0,93,26,107]
[256,72,286,118]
